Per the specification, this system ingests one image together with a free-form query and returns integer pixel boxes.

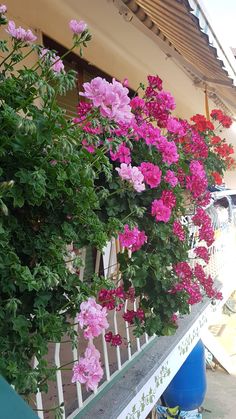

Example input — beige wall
[4,0,236,186]
[6,0,213,116]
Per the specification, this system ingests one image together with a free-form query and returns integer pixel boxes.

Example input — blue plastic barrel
[162,340,207,410]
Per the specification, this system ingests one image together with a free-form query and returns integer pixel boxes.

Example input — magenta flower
[130,96,145,110]
[0,4,7,13]
[173,220,185,241]
[151,199,171,223]
[6,20,37,43]
[77,298,109,339]
[139,162,162,188]
[174,262,192,281]
[164,170,178,187]
[110,143,131,164]
[119,224,147,252]
[167,117,186,136]
[157,138,179,165]
[194,246,210,263]
[161,190,176,209]
[69,19,87,34]
[72,343,103,391]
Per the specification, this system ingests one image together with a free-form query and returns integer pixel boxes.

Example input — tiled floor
[203,297,236,418]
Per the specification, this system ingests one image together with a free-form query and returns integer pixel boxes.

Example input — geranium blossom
[119,224,147,252]
[110,143,131,164]
[69,19,87,34]
[151,199,171,223]
[72,343,103,391]
[40,48,64,73]
[0,4,7,13]
[156,138,179,165]
[173,220,185,241]
[6,20,37,43]
[77,298,108,339]
[161,190,176,209]
[139,162,162,188]
[80,77,133,124]
[164,170,178,187]
[116,163,145,192]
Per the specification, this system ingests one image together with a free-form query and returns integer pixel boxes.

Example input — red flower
[211,172,223,185]
[111,334,122,346]
[211,135,221,145]
[191,114,214,132]
[105,331,113,342]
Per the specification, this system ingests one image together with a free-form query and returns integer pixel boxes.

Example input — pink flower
[151,199,171,223]
[173,220,185,241]
[6,21,37,43]
[81,140,96,153]
[110,143,131,164]
[69,19,87,34]
[80,77,133,124]
[51,56,64,73]
[77,298,109,339]
[116,163,145,192]
[40,48,64,73]
[72,343,103,391]
[164,170,178,187]
[0,4,7,13]
[161,190,176,209]
[119,224,147,252]
[194,246,210,263]
[139,162,162,188]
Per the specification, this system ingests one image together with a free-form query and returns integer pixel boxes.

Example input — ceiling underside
[122,0,236,115]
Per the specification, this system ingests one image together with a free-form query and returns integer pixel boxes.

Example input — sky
[203,0,236,48]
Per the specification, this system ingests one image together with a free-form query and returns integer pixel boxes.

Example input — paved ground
[204,368,236,418]
[202,297,236,418]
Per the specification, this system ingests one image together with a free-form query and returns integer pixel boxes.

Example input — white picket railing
[32,194,236,418]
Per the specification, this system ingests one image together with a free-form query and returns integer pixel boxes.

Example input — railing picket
[55,343,65,419]
[33,357,44,419]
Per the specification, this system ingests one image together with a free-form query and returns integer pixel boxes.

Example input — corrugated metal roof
[121,0,236,114]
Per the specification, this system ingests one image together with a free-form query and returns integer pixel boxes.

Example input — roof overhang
[119,0,236,116]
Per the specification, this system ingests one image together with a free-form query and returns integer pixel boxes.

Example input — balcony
[29,191,236,419]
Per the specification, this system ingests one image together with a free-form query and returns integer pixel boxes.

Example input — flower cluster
[192,208,214,247]
[40,48,64,73]
[6,20,37,43]
[123,308,145,324]
[118,224,147,252]
[80,77,133,124]
[72,343,103,391]
[210,109,232,128]
[104,331,122,346]
[69,19,87,34]
[116,163,145,192]
[77,298,109,339]
[173,220,185,241]
[110,143,131,164]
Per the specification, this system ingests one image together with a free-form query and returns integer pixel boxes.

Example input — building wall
[4,0,236,187]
